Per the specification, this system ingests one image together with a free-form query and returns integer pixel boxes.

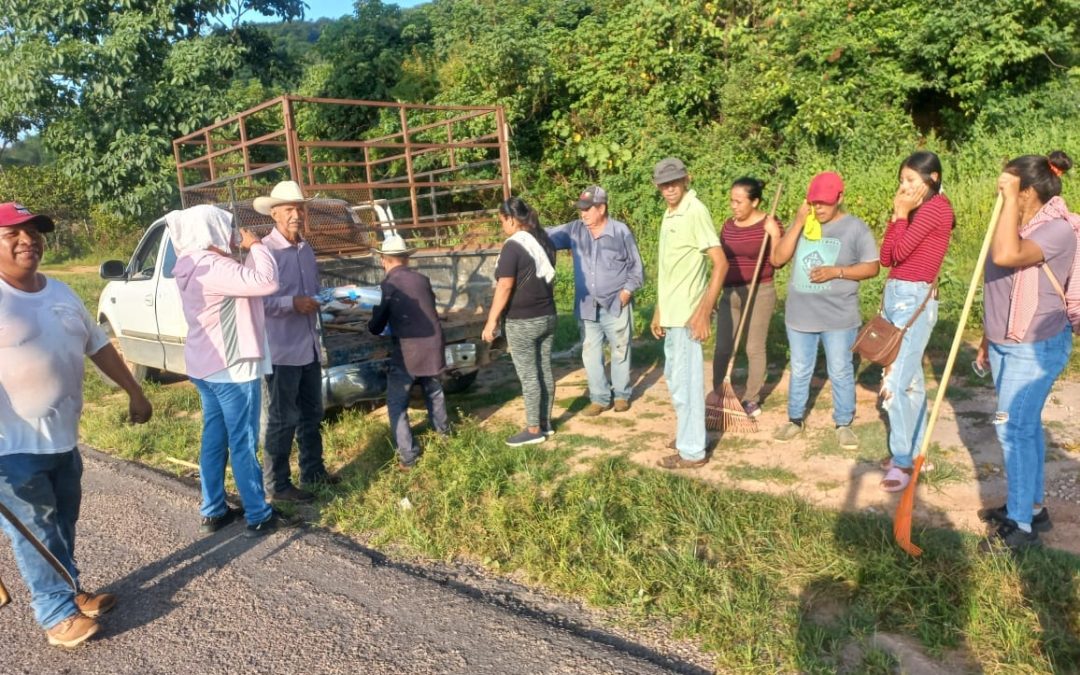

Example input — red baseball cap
[0,202,55,233]
[806,172,845,205]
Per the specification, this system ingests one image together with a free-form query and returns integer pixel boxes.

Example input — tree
[0,0,305,216]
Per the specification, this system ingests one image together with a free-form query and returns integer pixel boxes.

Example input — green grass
[804,422,883,464]
[56,265,1080,672]
[725,463,799,485]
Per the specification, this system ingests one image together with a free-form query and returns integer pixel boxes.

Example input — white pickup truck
[96,198,503,408]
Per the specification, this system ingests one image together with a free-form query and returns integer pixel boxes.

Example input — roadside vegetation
[14,1,1080,669]
[53,266,1080,673]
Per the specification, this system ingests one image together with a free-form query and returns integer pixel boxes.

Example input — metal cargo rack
[173,95,513,256]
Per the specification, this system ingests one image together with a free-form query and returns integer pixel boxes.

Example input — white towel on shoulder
[507,230,555,283]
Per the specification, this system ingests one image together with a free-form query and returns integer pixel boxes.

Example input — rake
[894,193,1003,556]
[707,183,783,432]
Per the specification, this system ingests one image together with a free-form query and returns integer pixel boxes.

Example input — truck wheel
[97,320,151,387]
[441,370,478,395]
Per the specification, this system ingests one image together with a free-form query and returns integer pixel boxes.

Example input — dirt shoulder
[474,349,1080,556]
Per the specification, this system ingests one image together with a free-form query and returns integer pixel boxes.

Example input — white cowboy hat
[253,180,312,215]
[373,235,412,257]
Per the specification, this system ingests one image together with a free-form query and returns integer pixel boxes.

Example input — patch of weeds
[804,422,881,463]
[816,480,843,492]
[956,410,992,422]
[581,415,635,428]
[551,433,609,450]
[634,411,665,420]
[922,445,972,490]
[713,433,760,453]
[726,463,798,485]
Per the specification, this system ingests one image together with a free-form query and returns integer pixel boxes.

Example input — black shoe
[200,506,244,534]
[270,484,315,504]
[977,504,1052,533]
[244,509,300,538]
[979,519,1040,553]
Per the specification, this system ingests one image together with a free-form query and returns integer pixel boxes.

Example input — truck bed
[322,309,488,368]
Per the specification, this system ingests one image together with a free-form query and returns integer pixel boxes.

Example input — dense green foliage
[2,0,1079,296]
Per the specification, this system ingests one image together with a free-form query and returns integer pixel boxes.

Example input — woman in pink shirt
[974,151,1075,552]
[167,205,286,538]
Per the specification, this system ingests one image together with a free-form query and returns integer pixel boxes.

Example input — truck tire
[96,320,152,387]
[440,370,478,395]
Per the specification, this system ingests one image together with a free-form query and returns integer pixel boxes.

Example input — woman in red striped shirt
[878,151,955,492]
[710,177,785,418]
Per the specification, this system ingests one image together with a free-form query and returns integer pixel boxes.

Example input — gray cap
[574,185,608,210]
[652,157,688,185]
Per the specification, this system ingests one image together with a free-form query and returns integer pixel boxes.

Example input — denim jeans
[880,280,938,469]
[386,361,450,466]
[664,327,706,460]
[581,302,633,406]
[988,326,1072,527]
[785,325,858,425]
[263,360,326,493]
[192,378,272,526]
[0,449,82,629]
[505,314,557,429]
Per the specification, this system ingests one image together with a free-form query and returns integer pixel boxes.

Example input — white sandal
[881,466,912,493]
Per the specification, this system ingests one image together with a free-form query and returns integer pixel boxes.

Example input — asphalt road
[2,448,705,675]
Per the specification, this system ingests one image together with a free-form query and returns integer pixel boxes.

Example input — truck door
[155,236,189,373]
[107,222,168,370]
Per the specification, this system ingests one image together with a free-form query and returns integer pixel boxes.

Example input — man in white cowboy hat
[254,181,337,502]
[368,235,450,470]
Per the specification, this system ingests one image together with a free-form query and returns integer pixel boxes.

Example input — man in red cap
[771,173,880,448]
[0,202,153,647]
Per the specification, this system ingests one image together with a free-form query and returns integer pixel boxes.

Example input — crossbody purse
[851,280,937,367]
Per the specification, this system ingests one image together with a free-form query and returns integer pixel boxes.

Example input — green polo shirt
[657,190,720,327]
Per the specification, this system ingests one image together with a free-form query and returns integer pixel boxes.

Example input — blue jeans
[988,326,1072,527]
[664,327,706,460]
[192,378,272,526]
[0,449,82,629]
[263,360,326,493]
[581,303,633,406]
[386,361,450,466]
[880,280,938,469]
[786,325,858,425]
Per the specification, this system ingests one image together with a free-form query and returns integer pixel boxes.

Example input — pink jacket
[173,244,279,379]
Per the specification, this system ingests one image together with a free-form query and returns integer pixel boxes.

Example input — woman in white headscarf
[167,204,285,537]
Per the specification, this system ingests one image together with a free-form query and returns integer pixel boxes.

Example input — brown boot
[581,402,610,417]
[46,613,100,648]
[613,399,630,413]
[76,591,117,618]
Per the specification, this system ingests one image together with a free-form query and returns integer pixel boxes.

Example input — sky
[252,0,427,22]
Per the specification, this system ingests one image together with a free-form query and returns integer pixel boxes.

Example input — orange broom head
[893,454,926,557]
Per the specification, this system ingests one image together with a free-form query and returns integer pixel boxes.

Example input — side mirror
[99,260,127,280]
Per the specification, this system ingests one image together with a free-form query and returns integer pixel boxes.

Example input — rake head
[705,386,758,433]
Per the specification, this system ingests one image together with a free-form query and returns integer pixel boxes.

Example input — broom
[894,193,1004,556]
[706,183,783,432]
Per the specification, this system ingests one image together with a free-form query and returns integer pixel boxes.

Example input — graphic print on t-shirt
[791,236,842,294]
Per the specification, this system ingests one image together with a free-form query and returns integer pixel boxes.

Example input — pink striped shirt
[880,193,954,282]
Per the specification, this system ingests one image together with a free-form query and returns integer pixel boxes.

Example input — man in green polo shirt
[649,157,728,469]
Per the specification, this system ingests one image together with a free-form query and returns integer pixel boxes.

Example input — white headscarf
[164,204,236,256]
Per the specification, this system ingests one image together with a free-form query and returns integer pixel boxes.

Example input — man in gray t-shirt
[771,172,880,448]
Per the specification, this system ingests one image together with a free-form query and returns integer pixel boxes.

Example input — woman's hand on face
[238,228,260,250]
[796,200,811,224]
[893,183,928,218]
[997,172,1021,201]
